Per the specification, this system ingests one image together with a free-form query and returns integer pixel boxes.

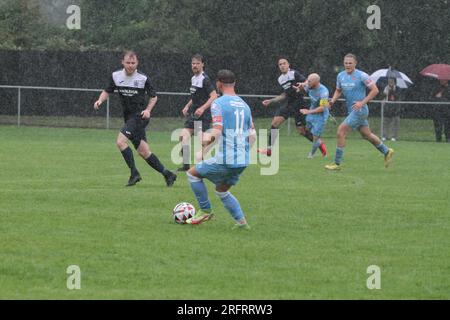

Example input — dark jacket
[383,85,404,117]
[431,84,450,117]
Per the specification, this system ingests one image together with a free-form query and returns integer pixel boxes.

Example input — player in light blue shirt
[325,54,394,170]
[294,73,330,158]
[211,94,253,168]
[186,69,254,230]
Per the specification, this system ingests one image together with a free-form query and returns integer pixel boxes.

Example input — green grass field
[0,114,439,142]
[0,124,449,299]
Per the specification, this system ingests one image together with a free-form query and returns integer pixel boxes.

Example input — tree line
[1,0,449,100]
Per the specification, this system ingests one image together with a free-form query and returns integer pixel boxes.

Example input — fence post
[106,96,110,129]
[17,87,21,127]
[380,101,384,139]
[287,116,291,136]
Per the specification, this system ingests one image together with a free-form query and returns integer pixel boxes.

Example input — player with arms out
[258,57,327,157]
[178,54,218,172]
[185,69,254,230]
[325,53,394,171]
[294,73,330,158]
[94,51,177,186]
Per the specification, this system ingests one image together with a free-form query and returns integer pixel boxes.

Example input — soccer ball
[172,202,196,224]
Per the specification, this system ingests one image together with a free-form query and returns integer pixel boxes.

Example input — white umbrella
[370,67,412,140]
[370,68,413,89]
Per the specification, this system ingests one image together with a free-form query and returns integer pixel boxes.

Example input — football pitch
[0,124,449,299]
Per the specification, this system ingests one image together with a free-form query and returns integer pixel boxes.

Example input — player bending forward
[185,69,255,230]
[294,73,330,158]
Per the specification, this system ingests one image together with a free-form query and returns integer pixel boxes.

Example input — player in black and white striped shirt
[94,51,177,187]
[258,57,327,157]
[178,54,218,171]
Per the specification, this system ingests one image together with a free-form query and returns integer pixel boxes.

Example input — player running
[257,57,327,157]
[185,69,254,230]
[294,73,330,158]
[325,54,394,171]
[178,54,218,171]
[94,51,177,186]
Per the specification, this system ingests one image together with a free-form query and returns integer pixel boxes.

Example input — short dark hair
[344,53,357,62]
[122,50,138,60]
[277,56,290,65]
[192,53,204,63]
[217,69,236,84]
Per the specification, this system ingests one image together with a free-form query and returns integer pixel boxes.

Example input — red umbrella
[420,64,450,80]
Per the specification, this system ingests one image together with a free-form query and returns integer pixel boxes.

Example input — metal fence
[1,85,449,140]
[0,85,279,129]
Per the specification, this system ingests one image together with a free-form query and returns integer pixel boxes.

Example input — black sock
[145,153,166,175]
[268,126,277,149]
[121,147,139,176]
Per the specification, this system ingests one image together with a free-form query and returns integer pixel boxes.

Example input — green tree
[0,0,448,81]
[77,0,208,53]
[0,0,44,49]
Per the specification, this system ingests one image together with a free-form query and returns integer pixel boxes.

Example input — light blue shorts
[344,109,369,130]
[306,115,327,137]
[196,158,247,186]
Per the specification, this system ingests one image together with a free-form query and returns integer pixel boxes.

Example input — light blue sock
[335,147,344,165]
[187,173,211,211]
[375,143,389,155]
[215,191,244,221]
[311,139,322,156]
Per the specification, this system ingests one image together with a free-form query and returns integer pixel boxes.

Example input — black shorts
[275,100,307,127]
[120,115,150,149]
[184,113,211,132]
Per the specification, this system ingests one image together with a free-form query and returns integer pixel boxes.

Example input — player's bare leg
[359,126,394,168]
[336,123,351,149]
[194,131,212,163]
[359,125,382,145]
[116,132,129,151]
[137,139,151,159]
[296,125,308,137]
